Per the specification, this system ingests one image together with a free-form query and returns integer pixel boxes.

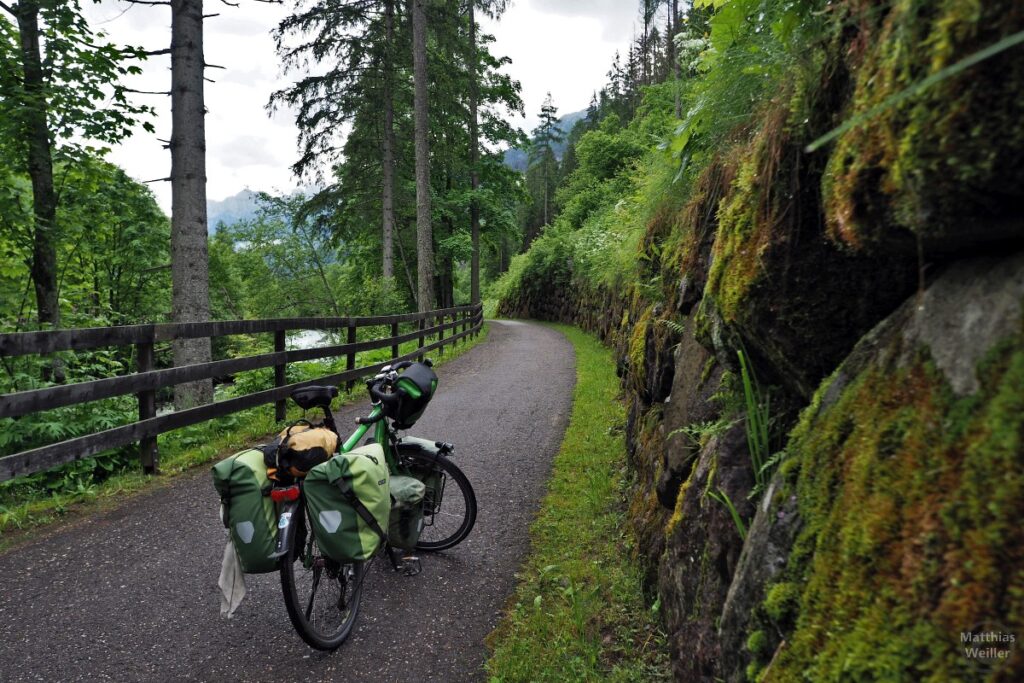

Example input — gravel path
[0,320,575,682]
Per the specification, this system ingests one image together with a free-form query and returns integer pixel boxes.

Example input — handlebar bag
[388,362,438,429]
[266,423,338,480]
[303,444,391,562]
[388,475,426,550]
[212,448,279,574]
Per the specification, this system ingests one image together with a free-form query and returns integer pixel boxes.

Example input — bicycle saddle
[290,385,339,410]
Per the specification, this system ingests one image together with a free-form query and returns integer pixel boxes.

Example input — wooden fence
[0,304,483,482]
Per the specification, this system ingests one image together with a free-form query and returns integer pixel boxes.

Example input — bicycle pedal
[400,556,422,576]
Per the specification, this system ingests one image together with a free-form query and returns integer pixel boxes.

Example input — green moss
[763,582,801,625]
[762,335,1024,682]
[628,306,653,389]
[665,467,696,539]
[823,0,1024,248]
[746,630,769,657]
[699,355,718,388]
[704,105,791,321]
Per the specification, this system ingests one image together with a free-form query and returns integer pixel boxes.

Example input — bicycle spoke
[305,565,321,621]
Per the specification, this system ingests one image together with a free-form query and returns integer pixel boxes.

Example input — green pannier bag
[388,475,426,550]
[212,448,278,574]
[398,436,445,516]
[303,444,391,562]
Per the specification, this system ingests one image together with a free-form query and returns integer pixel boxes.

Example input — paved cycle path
[0,320,575,682]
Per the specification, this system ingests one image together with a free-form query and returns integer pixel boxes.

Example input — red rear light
[271,486,300,503]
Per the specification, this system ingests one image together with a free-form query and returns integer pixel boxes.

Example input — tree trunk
[671,0,680,118]
[395,222,417,303]
[170,0,212,409]
[412,0,434,312]
[468,1,481,306]
[381,0,396,281]
[16,3,59,331]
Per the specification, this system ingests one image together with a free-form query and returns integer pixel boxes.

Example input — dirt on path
[0,320,575,682]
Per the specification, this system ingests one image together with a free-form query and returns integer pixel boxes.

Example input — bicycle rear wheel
[279,506,365,650]
[401,452,477,551]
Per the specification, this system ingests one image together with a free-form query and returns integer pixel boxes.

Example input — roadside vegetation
[486,324,669,682]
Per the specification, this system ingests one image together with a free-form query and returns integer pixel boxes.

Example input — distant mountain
[503,108,588,172]
[207,187,319,233]
[207,189,261,233]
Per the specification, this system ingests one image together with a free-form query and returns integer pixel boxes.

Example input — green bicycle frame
[339,405,400,471]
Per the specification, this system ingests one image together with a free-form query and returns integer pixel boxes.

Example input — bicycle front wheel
[279,506,366,650]
[401,452,477,551]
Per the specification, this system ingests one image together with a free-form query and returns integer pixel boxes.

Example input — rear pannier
[212,449,278,574]
[303,444,391,562]
[386,362,438,429]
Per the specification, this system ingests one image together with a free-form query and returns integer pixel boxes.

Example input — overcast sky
[84,0,638,211]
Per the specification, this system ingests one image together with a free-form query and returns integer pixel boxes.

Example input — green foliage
[737,349,776,497]
[486,324,669,681]
[0,350,139,502]
[0,157,169,331]
[707,487,747,540]
[0,2,153,163]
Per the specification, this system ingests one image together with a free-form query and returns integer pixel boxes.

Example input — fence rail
[0,304,483,482]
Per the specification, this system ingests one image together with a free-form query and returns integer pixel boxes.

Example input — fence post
[274,330,287,422]
[417,315,425,362]
[136,341,158,475]
[461,310,468,342]
[438,312,445,355]
[346,322,357,391]
[391,321,399,359]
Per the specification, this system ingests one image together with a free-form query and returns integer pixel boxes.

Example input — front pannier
[212,449,279,574]
[386,362,438,429]
[388,475,426,550]
[303,444,391,562]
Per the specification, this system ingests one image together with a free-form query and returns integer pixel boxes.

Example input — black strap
[335,477,389,545]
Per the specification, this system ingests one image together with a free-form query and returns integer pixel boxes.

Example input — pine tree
[523,93,562,244]
[169,0,213,409]
[412,0,433,312]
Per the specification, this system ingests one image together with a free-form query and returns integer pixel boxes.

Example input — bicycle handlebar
[355,357,434,426]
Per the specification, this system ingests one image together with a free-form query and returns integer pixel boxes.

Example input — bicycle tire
[279,503,366,650]
[400,452,477,551]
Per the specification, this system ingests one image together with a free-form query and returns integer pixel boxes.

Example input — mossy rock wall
[495,0,1024,677]
[753,252,1024,681]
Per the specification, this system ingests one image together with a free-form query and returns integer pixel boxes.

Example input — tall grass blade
[708,488,747,540]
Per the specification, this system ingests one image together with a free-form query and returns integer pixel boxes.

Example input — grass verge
[485,323,669,682]
[0,324,490,551]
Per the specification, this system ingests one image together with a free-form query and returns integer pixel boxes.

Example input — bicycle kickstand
[386,545,422,576]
